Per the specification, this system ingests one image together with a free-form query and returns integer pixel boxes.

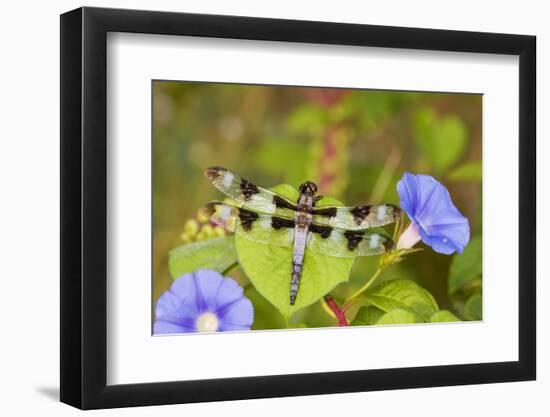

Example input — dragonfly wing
[312,203,401,230]
[204,166,297,218]
[307,223,394,258]
[204,202,295,248]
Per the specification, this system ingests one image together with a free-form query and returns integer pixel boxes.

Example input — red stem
[324,295,349,326]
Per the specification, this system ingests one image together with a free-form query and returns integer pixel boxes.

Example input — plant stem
[345,268,383,304]
[221,261,239,275]
[323,295,349,326]
[320,297,337,319]
[392,216,401,241]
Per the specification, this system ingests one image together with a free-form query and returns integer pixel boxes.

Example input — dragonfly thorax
[298,180,318,196]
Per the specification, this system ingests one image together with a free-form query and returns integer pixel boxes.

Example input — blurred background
[153,81,482,329]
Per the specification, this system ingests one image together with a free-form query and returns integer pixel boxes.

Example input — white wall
[0,0,545,415]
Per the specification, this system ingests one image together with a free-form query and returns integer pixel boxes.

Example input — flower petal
[211,275,246,310]
[155,285,198,324]
[192,269,225,312]
[414,175,452,221]
[154,319,195,334]
[396,172,420,220]
[422,216,470,254]
[217,297,254,331]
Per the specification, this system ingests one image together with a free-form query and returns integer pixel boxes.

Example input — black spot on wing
[271,217,295,230]
[238,208,259,231]
[240,178,259,200]
[309,223,333,239]
[387,204,402,219]
[344,230,365,251]
[350,205,372,225]
[203,202,217,217]
[204,166,226,181]
[383,237,394,252]
[312,207,338,217]
[273,195,298,211]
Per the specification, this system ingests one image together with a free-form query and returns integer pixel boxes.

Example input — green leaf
[244,287,287,330]
[168,236,238,279]
[376,308,420,325]
[448,161,482,182]
[464,294,483,320]
[264,183,300,202]
[236,184,355,320]
[351,306,385,326]
[448,235,482,295]
[413,108,468,173]
[365,279,439,322]
[288,323,308,329]
[430,310,460,322]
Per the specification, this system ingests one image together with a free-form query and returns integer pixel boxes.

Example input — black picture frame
[60,6,536,410]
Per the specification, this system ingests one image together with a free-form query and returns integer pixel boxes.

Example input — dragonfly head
[299,180,318,196]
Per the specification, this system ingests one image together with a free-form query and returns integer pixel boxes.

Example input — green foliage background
[153,81,482,328]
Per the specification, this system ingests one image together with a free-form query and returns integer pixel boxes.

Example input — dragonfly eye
[299,181,318,195]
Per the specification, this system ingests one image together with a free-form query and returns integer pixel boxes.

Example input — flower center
[196,312,219,333]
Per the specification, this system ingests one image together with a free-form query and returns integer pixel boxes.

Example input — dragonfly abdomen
[290,226,308,305]
[290,193,313,305]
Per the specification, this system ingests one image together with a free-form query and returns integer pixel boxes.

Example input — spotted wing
[204,166,297,218]
[204,202,295,248]
[307,223,394,258]
[311,203,401,230]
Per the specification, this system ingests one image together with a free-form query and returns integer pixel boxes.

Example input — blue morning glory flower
[396,172,470,255]
[154,269,254,334]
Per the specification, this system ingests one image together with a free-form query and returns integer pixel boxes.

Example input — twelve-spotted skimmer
[204,166,401,305]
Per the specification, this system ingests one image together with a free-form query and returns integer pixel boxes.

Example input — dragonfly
[203,166,401,305]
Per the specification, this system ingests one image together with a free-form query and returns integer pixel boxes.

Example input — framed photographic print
[60,6,536,409]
